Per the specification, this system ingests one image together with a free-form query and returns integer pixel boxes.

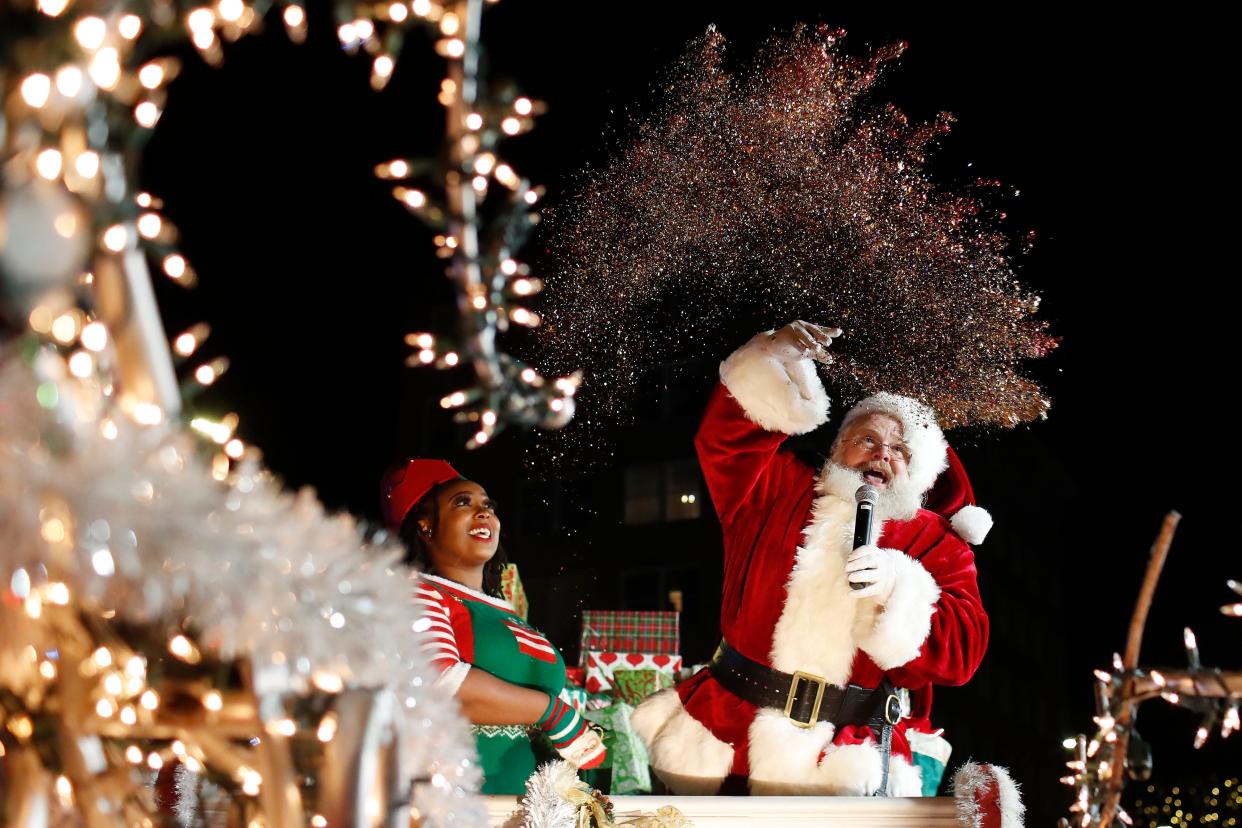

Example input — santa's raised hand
[768,320,842,365]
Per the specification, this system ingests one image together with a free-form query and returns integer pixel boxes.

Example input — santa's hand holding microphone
[846,547,899,600]
[767,320,901,604]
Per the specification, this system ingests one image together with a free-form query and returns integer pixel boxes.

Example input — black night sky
[138,3,1238,822]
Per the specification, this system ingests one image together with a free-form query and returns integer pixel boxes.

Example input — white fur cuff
[857,551,940,670]
[748,708,925,796]
[434,661,471,696]
[719,332,830,436]
[951,505,993,545]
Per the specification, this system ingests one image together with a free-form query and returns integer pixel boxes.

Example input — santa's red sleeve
[859,526,989,687]
[695,333,831,527]
[414,581,474,694]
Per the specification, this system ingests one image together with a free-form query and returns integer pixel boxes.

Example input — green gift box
[584,701,651,795]
[610,668,673,706]
[907,729,952,796]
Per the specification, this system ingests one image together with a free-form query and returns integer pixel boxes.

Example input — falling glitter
[537,24,1057,434]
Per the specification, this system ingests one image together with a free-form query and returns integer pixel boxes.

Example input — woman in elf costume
[382,459,606,793]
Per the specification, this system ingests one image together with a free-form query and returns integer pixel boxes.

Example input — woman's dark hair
[399,480,508,598]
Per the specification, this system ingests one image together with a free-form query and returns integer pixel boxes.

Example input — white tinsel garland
[0,346,484,827]
[517,760,694,828]
[173,762,234,828]
[520,761,582,828]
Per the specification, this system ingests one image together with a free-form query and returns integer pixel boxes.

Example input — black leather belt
[708,639,902,731]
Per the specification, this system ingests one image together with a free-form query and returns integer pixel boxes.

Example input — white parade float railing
[484,794,962,826]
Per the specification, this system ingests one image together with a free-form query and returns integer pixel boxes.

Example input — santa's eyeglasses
[846,435,912,464]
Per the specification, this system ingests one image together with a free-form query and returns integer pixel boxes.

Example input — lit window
[624,460,702,524]
[664,460,701,521]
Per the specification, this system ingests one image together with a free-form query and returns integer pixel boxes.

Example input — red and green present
[584,652,681,695]
[610,668,674,706]
[579,610,679,664]
[564,666,612,711]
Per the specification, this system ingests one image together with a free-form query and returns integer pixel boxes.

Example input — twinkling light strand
[5,0,566,451]
[395,0,578,447]
[1061,661,1241,828]
[2,2,494,825]
[1056,514,1239,828]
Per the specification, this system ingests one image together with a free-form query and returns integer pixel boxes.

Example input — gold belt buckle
[785,671,827,729]
[884,692,903,725]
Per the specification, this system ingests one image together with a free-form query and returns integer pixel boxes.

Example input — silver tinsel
[0,346,485,827]
[519,761,581,828]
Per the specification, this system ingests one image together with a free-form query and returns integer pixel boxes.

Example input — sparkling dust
[539,25,1055,433]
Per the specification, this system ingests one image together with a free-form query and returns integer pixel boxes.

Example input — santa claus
[632,320,992,796]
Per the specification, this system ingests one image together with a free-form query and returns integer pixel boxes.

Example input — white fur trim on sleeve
[433,661,471,696]
[951,505,993,545]
[719,332,830,436]
[857,550,941,670]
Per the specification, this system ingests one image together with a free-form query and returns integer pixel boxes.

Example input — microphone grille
[855,484,879,506]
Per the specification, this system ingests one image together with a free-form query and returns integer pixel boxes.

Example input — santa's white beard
[818,461,922,523]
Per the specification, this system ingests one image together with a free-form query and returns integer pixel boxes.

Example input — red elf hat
[381,458,463,532]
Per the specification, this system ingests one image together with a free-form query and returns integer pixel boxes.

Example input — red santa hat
[925,444,993,545]
[840,393,992,544]
[380,458,463,532]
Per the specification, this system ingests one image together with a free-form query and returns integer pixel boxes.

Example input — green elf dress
[415,574,569,794]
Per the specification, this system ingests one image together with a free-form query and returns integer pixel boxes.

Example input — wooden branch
[1128,670,1242,700]
[1100,511,1182,828]
[1123,511,1182,670]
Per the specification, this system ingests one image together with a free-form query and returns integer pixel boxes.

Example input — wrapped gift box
[579,611,679,663]
[560,668,614,712]
[500,563,528,620]
[908,729,952,797]
[584,651,681,695]
[610,668,674,706]
[562,682,590,716]
[584,701,651,795]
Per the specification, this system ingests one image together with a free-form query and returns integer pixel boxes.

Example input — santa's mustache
[856,460,893,481]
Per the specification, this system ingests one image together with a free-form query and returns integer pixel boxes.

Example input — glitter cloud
[539,24,1057,430]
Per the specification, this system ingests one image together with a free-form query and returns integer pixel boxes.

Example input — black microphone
[851,484,879,590]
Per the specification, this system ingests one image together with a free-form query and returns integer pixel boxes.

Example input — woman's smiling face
[421,480,500,572]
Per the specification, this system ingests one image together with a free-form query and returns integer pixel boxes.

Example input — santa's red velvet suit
[633,333,992,796]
